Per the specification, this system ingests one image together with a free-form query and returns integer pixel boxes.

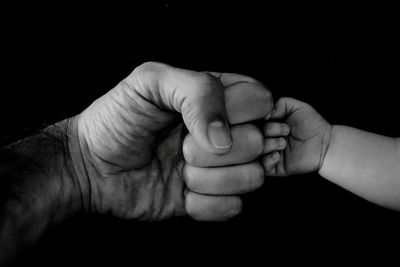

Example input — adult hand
[262,97,332,176]
[73,62,274,221]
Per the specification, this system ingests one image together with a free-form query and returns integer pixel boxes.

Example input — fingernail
[282,125,290,135]
[279,138,286,148]
[208,121,232,149]
[265,112,272,120]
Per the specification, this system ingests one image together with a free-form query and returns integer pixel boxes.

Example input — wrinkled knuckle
[135,61,165,74]
[191,72,221,95]
[132,62,168,84]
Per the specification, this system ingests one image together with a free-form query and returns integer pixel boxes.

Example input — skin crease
[182,162,265,195]
[263,97,400,211]
[262,97,332,176]
[74,62,276,221]
[183,124,265,167]
[0,63,282,264]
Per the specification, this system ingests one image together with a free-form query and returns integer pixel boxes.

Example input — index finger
[207,72,274,124]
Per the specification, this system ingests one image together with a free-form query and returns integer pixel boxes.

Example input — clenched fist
[71,62,277,221]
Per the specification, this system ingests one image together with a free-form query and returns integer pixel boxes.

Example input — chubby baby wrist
[317,123,334,174]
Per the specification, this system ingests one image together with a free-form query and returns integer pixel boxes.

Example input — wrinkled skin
[74,62,275,221]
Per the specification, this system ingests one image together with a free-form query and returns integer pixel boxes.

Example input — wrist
[318,123,334,174]
[34,117,88,221]
[65,116,93,214]
[0,118,88,260]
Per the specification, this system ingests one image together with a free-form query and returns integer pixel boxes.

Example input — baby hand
[262,97,332,176]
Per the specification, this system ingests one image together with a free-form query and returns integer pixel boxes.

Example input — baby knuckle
[264,123,272,134]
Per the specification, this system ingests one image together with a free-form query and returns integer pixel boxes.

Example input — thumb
[132,62,232,155]
[174,69,233,155]
[270,97,308,119]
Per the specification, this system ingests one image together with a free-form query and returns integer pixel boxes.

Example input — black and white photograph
[0,2,397,265]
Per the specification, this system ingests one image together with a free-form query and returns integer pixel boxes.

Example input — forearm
[319,125,400,210]
[0,117,86,263]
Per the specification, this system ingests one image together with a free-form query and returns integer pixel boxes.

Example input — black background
[1,1,398,265]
